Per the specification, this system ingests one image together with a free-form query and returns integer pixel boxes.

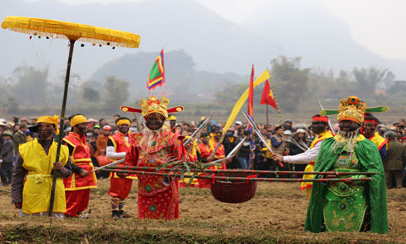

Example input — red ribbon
[211,174,216,184]
[246,174,257,183]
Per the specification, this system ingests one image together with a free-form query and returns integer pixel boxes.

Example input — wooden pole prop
[98,169,373,183]
[48,39,75,217]
[104,165,377,176]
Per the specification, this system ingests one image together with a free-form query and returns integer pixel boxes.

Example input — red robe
[108,132,133,200]
[212,142,226,169]
[125,129,185,220]
[63,132,97,217]
[196,143,214,188]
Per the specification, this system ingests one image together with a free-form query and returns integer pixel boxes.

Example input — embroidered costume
[305,96,388,233]
[122,96,185,220]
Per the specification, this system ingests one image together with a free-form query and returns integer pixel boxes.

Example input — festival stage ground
[0,179,405,243]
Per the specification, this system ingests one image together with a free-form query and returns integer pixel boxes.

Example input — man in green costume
[305,96,388,234]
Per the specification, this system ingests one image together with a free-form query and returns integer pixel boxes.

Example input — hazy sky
[199,0,406,62]
[25,0,406,61]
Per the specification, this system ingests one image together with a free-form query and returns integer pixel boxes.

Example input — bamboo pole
[104,166,377,176]
[98,169,372,183]
[48,39,75,217]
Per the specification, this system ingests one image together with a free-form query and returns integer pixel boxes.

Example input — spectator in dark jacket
[237,130,253,169]
[383,131,406,189]
[1,130,15,186]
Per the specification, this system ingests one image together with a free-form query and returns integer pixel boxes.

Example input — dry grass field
[0,179,405,243]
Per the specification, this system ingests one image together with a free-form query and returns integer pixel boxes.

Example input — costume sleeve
[106,139,126,159]
[379,146,387,162]
[57,158,72,178]
[106,146,126,159]
[64,160,83,174]
[65,142,74,156]
[11,153,26,204]
[124,145,138,166]
[283,142,321,164]
[356,140,389,234]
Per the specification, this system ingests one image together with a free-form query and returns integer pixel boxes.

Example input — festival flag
[247,64,254,130]
[222,69,271,135]
[247,65,255,166]
[260,80,278,109]
[147,49,165,92]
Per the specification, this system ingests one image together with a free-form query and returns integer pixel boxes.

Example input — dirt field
[0,179,405,243]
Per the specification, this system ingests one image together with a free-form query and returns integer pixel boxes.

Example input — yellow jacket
[19,139,69,214]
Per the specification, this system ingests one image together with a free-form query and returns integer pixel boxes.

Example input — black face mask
[39,126,54,140]
[77,125,87,135]
[118,125,129,134]
[339,122,359,132]
[145,114,165,130]
[311,122,326,134]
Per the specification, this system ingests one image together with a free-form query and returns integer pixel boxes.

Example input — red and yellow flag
[147,49,165,91]
[260,80,277,110]
[247,64,254,130]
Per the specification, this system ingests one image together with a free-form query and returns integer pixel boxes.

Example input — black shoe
[120,210,131,218]
[112,210,122,220]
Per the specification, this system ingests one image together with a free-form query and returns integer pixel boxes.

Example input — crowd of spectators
[0,115,405,188]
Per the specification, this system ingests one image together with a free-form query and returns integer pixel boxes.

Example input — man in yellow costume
[11,115,71,218]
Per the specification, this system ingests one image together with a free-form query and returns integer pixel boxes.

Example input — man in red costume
[195,132,214,188]
[122,96,185,220]
[212,132,226,169]
[106,117,134,219]
[63,114,97,217]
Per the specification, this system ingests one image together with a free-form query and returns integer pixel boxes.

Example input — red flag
[260,80,278,110]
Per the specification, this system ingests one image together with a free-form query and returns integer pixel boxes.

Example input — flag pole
[266,104,269,125]
[269,78,283,125]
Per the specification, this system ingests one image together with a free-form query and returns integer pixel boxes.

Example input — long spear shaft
[289,137,308,151]
[318,100,335,133]
[98,169,372,182]
[184,115,211,146]
[48,39,75,217]
[91,158,125,172]
[104,166,377,176]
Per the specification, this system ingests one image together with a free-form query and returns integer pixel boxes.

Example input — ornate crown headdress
[120,96,183,119]
[320,96,388,125]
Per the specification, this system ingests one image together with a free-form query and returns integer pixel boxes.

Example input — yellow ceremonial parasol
[2,16,141,216]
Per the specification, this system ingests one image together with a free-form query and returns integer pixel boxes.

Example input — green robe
[304,136,388,234]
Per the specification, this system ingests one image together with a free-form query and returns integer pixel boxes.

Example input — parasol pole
[48,39,76,217]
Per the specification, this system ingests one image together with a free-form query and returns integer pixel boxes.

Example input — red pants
[108,177,132,199]
[65,189,90,217]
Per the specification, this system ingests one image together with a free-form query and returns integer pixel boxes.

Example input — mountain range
[0,0,405,89]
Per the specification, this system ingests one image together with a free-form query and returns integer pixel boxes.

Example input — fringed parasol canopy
[1,16,140,48]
